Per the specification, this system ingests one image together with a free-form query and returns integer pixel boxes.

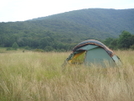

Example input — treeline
[0,30,79,51]
[0,30,134,51]
[103,31,134,50]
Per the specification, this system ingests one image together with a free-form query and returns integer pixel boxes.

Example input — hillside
[32,8,134,37]
[0,8,134,51]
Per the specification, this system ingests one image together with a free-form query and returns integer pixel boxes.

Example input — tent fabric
[68,51,86,64]
[63,39,121,67]
[85,47,115,66]
[112,55,122,66]
[73,39,114,57]
[77,44,98,51]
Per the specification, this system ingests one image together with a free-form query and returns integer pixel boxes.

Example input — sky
[0,0,134,22]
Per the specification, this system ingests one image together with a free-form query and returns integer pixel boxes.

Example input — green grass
[0,50,134,101]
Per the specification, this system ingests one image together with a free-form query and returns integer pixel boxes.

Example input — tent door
[69,51,86,64]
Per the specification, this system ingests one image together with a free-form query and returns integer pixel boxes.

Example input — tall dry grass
[0,50,134,101]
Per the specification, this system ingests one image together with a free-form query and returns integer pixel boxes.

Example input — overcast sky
[0,0,134,22]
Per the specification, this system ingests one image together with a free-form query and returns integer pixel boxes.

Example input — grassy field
[0,49,134,101]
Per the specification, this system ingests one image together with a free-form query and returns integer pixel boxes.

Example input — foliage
[12,42,19,50]
[0,9,134,51]
[130,45,134,50]
[34,49,44,52]
[103,31,134,50]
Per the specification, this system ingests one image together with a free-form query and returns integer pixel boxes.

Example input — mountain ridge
[0,8,134,50]
[29,8,134,37]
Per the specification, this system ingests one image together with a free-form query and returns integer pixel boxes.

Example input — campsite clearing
[0,50,134,101]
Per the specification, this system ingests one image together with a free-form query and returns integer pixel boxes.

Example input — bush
[12,42,19,50]
[44,46,54,52]
[130,45,134,50]
[34,49,44,52]
[6,47,13,51]
[24,46,31,50]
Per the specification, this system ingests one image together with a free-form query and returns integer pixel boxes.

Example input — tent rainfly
[63,39,122,67]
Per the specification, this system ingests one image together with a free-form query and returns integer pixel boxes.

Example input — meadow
[0,49,134,101]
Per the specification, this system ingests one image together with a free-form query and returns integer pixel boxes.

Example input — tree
[109,39,118,50]
[103,37,115,46]
[130,45,134,50]
[12,42,19,50]
[44,46,54,51]
[118,31,133,49]
[104,31,134,50]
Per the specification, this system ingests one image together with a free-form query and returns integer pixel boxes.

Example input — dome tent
[63,39,121,67]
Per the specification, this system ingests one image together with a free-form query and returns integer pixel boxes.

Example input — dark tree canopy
[104,31,134,50]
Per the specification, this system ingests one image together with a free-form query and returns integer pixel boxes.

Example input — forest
[0,8,134,51]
